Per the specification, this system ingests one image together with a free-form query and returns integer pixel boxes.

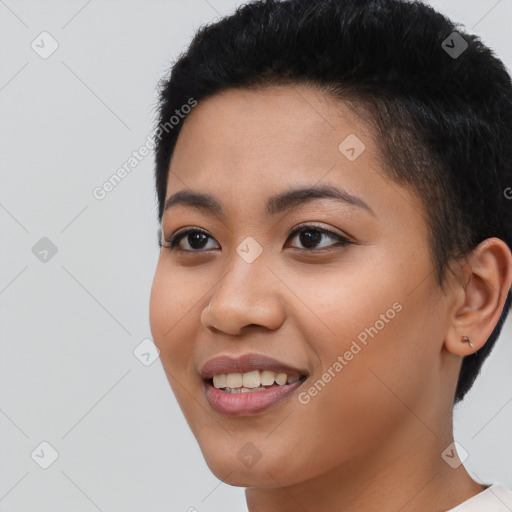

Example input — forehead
[174,84,368,152]
[168,85,375,185]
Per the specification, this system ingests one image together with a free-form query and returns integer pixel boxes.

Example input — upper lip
[199,353,309,379]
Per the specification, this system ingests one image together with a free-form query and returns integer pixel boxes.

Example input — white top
[446,484,512,511]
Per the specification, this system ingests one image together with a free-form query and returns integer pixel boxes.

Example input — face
[149,85,452,487]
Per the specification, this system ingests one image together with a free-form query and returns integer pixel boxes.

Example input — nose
[200,257,286,336]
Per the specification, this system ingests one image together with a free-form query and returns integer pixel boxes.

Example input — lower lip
[204,379,305,416]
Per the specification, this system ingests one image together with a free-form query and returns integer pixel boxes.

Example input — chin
[199,442,305,488]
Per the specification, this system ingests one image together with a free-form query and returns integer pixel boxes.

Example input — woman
[149,0,512,510]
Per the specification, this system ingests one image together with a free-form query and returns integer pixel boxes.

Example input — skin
[149,84,512,512]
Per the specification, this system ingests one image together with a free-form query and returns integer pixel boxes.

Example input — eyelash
[160,223,352,253]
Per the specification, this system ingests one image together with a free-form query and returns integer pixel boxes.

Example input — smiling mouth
[206,373,308,393]
[200,354,310,415]
[203,373,308,416]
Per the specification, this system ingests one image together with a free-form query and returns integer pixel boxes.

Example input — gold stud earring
[461,336,474,348]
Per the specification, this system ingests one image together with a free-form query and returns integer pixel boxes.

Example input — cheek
[287,256,402,354]
[287,260,427,423]
[149,262,203,423]
[149,260,198,367]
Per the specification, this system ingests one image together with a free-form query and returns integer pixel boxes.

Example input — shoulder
[446,484,512,512]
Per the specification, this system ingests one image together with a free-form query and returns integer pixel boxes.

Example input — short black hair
[153,0,512,404]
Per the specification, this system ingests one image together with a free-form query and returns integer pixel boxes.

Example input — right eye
[162,228,220,252]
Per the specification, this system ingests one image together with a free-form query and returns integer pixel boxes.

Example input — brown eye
[164,228,220,252]
[287,224,352,251]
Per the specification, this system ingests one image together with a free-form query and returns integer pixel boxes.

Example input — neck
[245,417,484,512]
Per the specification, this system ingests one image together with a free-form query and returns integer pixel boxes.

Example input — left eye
[162,224,352,252]
[287,224,352,250]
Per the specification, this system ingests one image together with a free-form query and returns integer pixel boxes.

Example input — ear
[445,237,512,356]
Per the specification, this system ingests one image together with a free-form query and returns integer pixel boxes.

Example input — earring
[461,336,474,348]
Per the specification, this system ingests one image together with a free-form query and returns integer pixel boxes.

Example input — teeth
[226,373,243,388]
[242,371,261,388]
[260,370,276,386]
[212,370,303,389]
[275,373,287,385]
[225,387,268,393]
[213,373,227,388]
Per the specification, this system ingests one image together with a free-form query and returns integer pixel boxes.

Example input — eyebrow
[163,184,375,218]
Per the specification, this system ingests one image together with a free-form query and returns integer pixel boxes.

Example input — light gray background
[0,1,511,511]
